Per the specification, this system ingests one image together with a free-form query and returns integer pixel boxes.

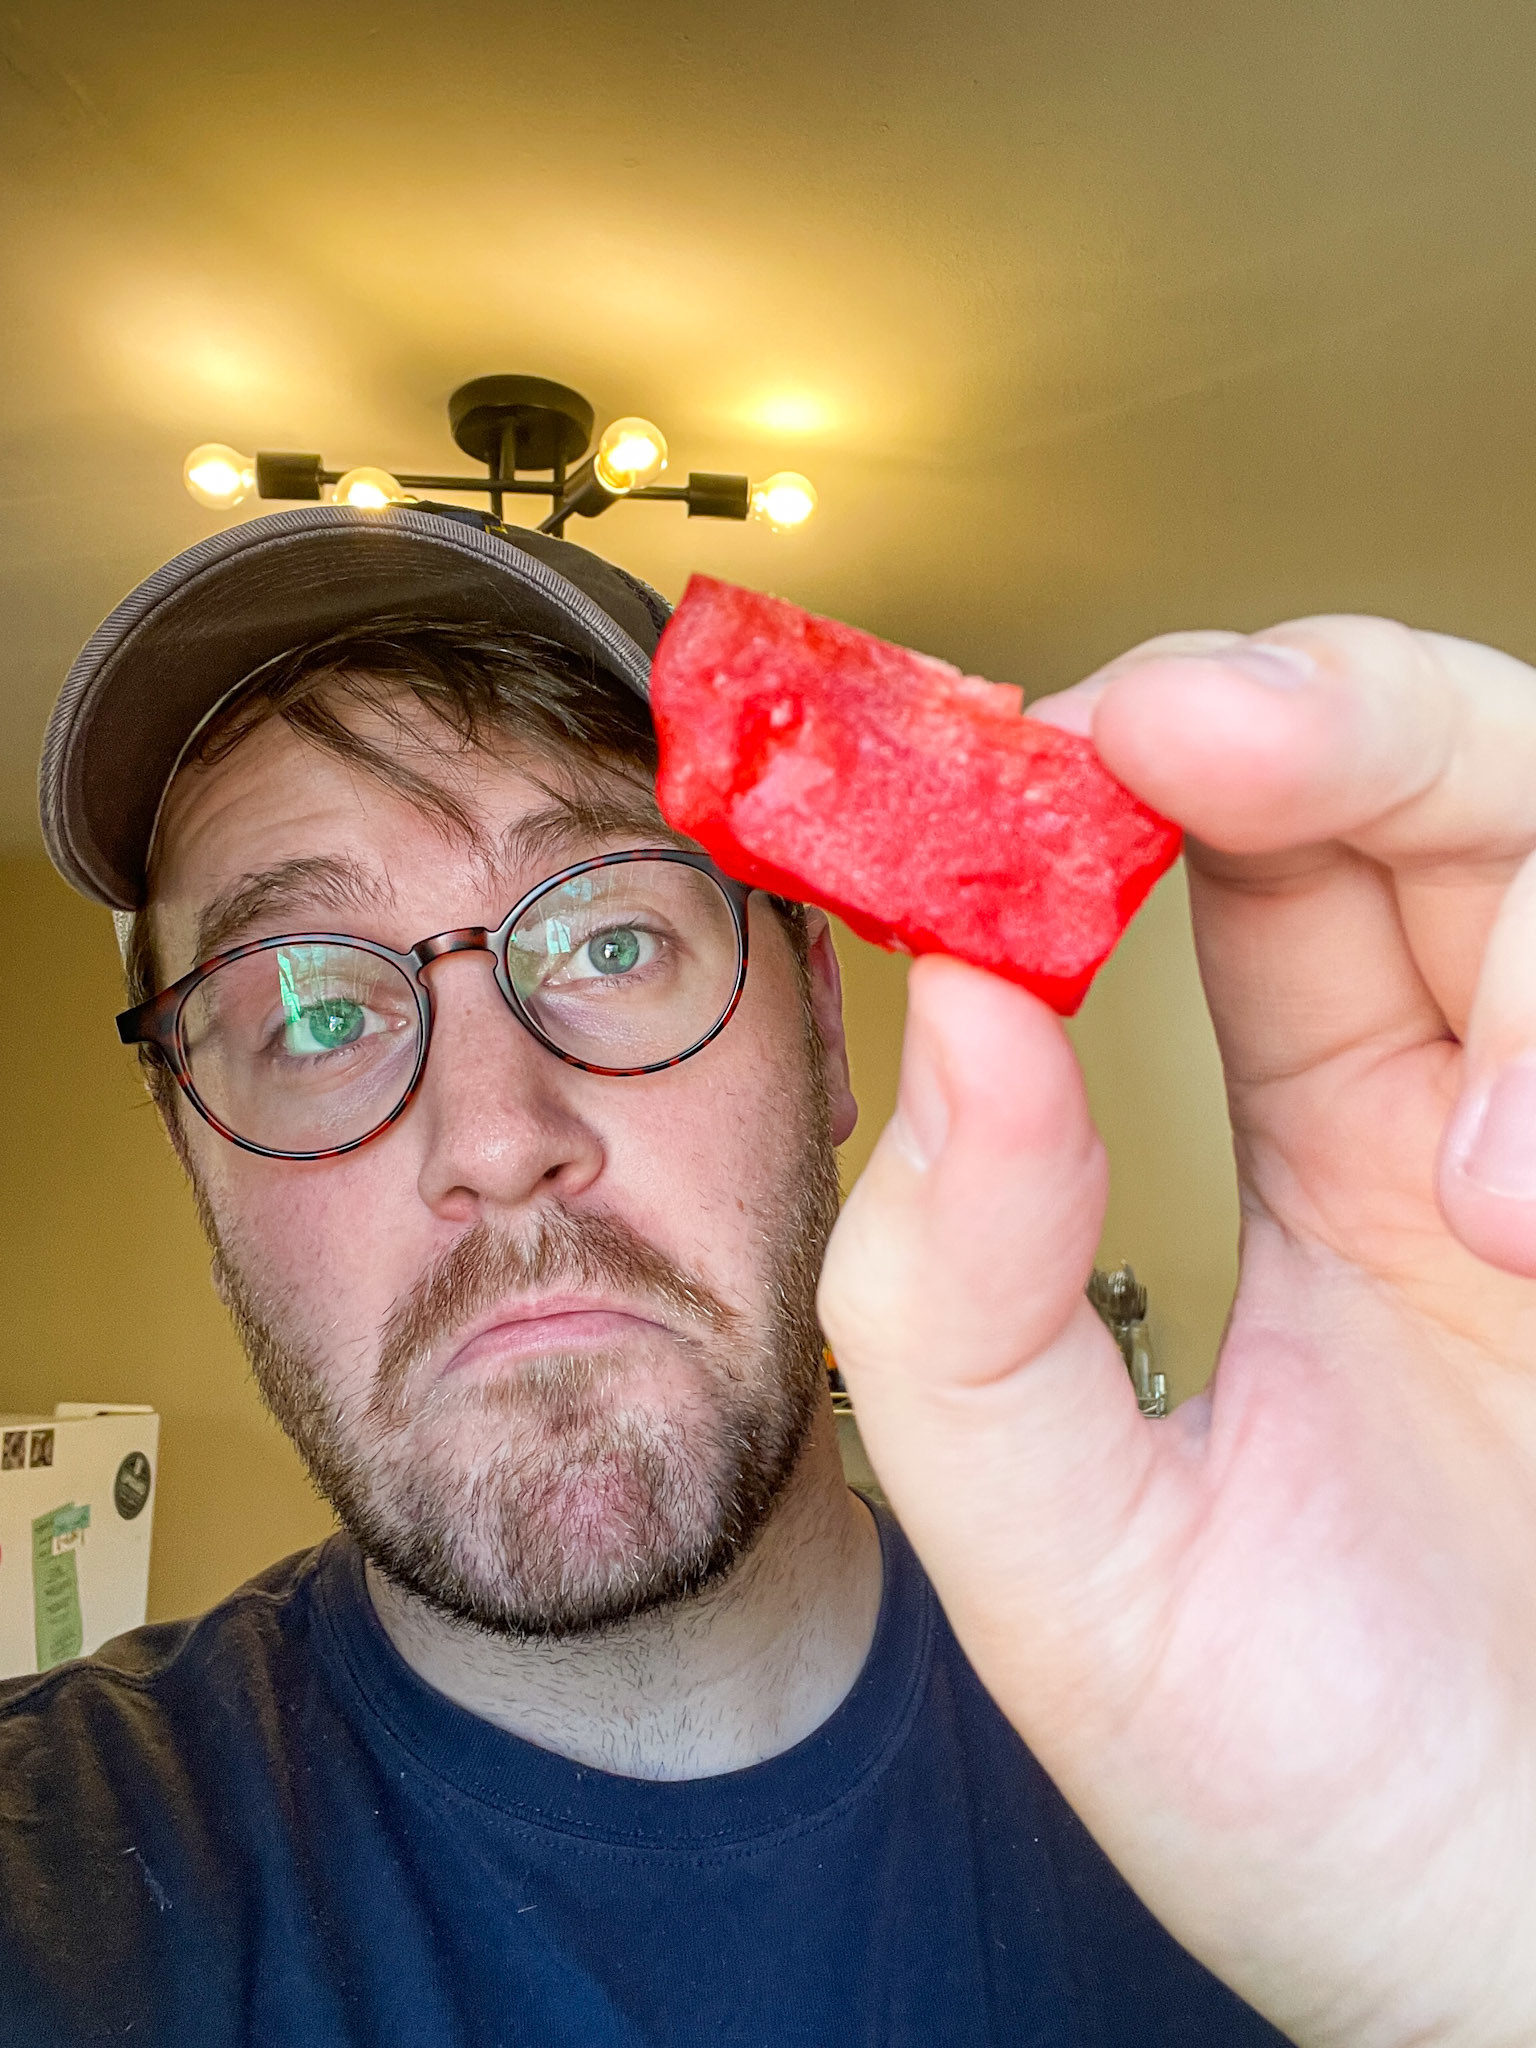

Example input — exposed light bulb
[332,466,407,511]
[593,417,668,493]
[751,471,817,531]
[183,443,255,510]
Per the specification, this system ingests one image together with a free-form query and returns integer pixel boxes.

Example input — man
[6,503,1286,2045]
[5,504,1530,2046]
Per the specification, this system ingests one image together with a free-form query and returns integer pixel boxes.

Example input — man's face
[149,695,857,1638]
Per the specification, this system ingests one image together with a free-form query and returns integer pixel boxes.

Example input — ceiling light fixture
[183,375,816,540]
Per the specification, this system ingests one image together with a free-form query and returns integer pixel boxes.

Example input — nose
[408,945,605,1225]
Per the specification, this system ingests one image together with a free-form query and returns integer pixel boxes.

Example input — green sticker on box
[31,1503,89,1670]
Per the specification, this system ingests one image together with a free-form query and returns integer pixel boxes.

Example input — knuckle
[1275,613,1426,678]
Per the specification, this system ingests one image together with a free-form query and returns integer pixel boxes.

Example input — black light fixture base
[447,376,595,473]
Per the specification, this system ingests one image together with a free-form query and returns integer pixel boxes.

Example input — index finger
[1064,618,1536,868]
[1045,619,1536,1059]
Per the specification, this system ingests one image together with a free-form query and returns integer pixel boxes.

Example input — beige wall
[1,856,336,1622]
[0,849,1233,1623]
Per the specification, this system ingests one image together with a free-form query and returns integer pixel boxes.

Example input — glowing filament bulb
[183,443,255,510]
[594,417,668,493]
[332,466,407,511]
[752,471,817,530]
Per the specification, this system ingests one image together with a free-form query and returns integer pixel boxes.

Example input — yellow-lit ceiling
[5,0,1536,852]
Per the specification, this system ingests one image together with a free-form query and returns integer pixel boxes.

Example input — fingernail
[1027,677,1108,737]
[1456,1057,1536,1199]
[1221,642,1317,688]
[890,1035,950,1172]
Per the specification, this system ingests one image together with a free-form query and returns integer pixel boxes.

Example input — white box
[0,1405,160,1679]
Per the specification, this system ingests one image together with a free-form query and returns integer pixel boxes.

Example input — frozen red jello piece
[651,577,1182,1015]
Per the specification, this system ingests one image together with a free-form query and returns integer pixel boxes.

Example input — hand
[819,620,1536,2048]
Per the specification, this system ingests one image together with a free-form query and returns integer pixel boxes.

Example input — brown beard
[201,1096,841,1642]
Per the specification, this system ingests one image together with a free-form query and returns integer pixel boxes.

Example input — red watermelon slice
[650,577,1181,1015]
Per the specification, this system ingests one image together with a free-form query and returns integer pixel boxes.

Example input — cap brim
[39,504,664,911]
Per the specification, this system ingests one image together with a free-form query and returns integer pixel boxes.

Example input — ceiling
[6,0,1536,853]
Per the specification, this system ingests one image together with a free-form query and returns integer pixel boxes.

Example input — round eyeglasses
[116,850,754,1160]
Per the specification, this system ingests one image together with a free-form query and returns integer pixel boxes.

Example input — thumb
[820,956,1175,1727]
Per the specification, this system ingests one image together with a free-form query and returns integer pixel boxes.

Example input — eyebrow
[494,789,689,878]
[190,794,693,968]
[194,855,392,965]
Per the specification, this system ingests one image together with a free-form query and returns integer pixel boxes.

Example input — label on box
[31,1503,89,1670]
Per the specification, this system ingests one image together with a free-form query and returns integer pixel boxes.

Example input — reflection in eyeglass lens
[182,944,421,1149]
[508,863,740,1066]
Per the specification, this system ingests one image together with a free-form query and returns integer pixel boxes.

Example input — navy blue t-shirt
[0,1504,1288,2046]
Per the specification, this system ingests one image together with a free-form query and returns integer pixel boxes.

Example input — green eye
[292,998,365,1051]
[587,928,641,975]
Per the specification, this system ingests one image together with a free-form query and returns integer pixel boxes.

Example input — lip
[439,1294,673,1378]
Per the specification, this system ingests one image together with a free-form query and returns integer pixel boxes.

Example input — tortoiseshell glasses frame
[115,848,754,1162]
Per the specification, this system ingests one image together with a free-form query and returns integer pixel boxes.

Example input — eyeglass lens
[177,860,743,1154]
[180,942,421,1155]
[505,860,742,1070]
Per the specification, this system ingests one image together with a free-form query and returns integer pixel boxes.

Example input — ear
[803,910,859,1147]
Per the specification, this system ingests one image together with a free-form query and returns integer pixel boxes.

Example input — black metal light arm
[537,470,750,536]
[257,451,576,503]
[376,473,557,496]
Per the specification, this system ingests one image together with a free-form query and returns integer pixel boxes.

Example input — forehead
[149,692,671,966]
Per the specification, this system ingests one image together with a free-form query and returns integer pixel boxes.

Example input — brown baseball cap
[38,502,668,912]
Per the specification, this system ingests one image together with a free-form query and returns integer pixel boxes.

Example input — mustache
[372,1207,741,1414]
